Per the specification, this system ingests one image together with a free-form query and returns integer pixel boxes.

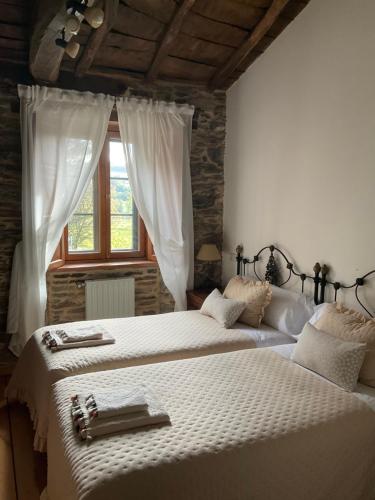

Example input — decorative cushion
[315,303,375,387]
[200,289,247,329]
[223,276,272,328]
[263,285,315,337]
[291,322,366,391]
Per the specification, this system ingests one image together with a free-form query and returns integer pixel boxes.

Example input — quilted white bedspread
[44,349,375,500]
[6,311,257,451]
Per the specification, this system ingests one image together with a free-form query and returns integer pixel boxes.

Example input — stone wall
[0,75,225,329]
[0,79,22,332]
[46,265,172,325]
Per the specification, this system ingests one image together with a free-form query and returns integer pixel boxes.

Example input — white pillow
[200,289,247,328]
[292,322,366,391]
[262,285,315,337]
[308,302,330,326]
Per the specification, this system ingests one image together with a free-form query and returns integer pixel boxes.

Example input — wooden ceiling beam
[210,0,290,88]
[75,0,119,78]
[146,0,196,82]
[29,0,68,82]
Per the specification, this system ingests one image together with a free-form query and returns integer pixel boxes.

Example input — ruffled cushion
[223,277,272,328]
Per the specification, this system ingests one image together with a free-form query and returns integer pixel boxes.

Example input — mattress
[43,348,375,500]
[6,310,289,451]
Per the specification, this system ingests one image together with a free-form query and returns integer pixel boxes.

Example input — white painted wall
[223,0,375,312]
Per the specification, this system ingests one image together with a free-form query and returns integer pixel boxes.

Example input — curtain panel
[7,85,114,355]
[116,97,195,311]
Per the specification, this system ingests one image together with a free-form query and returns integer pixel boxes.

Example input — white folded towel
[43,331,115,352]
[43,324,106,344]
[71,387,170,440]
[85,387,148,420]
[58,325,105,343]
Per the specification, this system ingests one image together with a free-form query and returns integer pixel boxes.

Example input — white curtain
[7,85,114,355]
[117,97,194,311]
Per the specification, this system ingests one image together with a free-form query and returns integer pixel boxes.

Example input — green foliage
[68,176,136,252]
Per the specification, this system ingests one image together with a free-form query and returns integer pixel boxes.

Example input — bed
[6,310,292,451]
[42,347,375,500]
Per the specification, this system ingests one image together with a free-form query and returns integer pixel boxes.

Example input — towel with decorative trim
[42,331,115,352]
[85,387,148,420]
[71,387,169,440]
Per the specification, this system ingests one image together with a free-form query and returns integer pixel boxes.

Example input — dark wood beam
[210,0,290,89]
[75,0,119,78]
[29,0,67,82]
[146,0,196,82]
[84,66,207,89]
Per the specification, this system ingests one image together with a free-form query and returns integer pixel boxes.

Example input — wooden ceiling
[0,0,310,90]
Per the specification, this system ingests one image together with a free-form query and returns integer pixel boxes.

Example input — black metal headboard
[235,244,326,306]
[235,244,375,316]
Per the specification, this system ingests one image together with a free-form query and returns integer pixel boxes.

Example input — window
[61,124,151,262]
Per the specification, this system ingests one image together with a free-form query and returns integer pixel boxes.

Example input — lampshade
[196,244,221,262]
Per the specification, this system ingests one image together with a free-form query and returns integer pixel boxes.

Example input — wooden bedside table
[186,289,214,310]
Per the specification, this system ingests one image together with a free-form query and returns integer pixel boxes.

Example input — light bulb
[65,14,81,35]
[65,40,80,59]
[84,6,104,29]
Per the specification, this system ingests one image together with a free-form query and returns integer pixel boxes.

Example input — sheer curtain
[7,85,114,355]
[117,97,194,311]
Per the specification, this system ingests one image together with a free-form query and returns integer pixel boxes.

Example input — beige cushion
[292,322,366,391]
[200,289,247,328]
[223,276,272,328]
[315,303,375,387]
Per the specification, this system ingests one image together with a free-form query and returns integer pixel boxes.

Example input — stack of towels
[42,324,115,351]
[71,386,170,440]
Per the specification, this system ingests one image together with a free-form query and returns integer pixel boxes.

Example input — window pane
[109,138,139,252]
[67,174,99,253]
[110,179,133,214]
[111,215,137,251]
[110,140,127,178]
[68,214,96,252]
[74,179,93,214]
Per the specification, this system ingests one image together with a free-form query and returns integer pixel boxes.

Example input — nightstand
[186,289,213,310]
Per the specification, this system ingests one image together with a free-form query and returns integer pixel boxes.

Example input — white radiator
[85,278,135,320]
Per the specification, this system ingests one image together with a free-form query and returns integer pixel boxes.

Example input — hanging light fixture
[55,29,80,59]
[66,1,104,29]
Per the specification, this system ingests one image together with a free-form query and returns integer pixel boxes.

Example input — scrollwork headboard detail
[235,244,375,316]
[322,269,375,318]
[235,244,326,305]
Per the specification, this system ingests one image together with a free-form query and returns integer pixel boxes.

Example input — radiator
[85,278,135,320]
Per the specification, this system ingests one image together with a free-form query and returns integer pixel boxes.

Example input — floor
[0,369,46,500]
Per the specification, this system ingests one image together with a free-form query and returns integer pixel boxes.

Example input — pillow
[262,285,315,337]
[315,303,375,387]
[200,289,247,328]
[308,302,330,326]
[291,322,366,391]
[223,276,272,328]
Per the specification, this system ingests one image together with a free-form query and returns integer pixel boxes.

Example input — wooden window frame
[61,123,152,263]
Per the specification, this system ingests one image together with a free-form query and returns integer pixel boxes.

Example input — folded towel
[43,331,115,351]
[42,325,106,344]
[85,387,148,420]
[71,387,170,440]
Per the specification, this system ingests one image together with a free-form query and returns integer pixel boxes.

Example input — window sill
[48,259,158,273]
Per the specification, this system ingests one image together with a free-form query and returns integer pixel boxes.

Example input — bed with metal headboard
[235,243,375,317]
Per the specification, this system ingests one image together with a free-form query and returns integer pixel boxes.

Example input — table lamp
[196,244,221,289]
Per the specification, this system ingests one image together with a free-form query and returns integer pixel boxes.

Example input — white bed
[43,347,375,500]
[6,310,292,451]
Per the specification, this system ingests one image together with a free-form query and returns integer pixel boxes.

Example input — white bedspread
[7,311,290,451]
[44,348,375,500]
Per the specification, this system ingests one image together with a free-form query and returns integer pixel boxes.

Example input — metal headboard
[235,244,326,305]
[235,244,375,316]
[318,268,375,318]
